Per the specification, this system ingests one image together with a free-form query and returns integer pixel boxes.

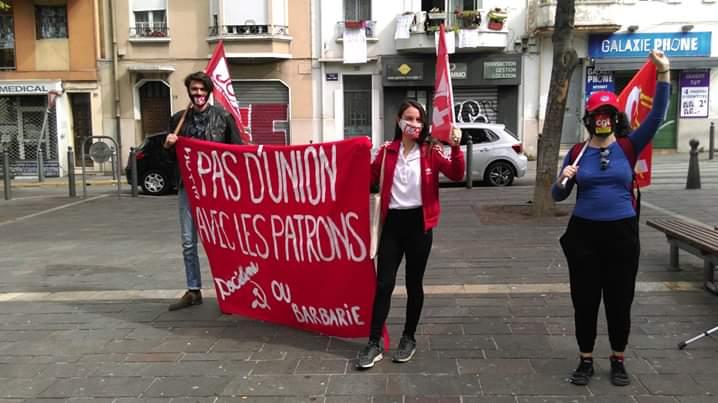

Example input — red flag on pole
[431,24,455,143]
[616,61,657,188]
[205,41,252,144]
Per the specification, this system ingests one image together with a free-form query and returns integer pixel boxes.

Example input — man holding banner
[164,71,243,311]
[552,50,670,387]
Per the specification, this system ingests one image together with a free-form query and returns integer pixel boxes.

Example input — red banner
[176,136,377,338]
[205,41,252,144]
[617,61,657,188]
[431,24,455,143]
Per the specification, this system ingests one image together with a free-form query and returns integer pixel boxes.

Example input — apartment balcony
[395,10,508,53]
[529,0,622,34]
[207,25,292,60]
[129,24,170,43]
[335,20,378,43]
[395,29,508,53]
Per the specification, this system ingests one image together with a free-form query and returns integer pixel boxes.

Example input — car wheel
[484,161,515,187]
[141,170,169,195]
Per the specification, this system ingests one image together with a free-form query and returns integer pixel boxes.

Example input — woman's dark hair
[394,100,430,143]
[184,71,214,93]
[614,111,631,136]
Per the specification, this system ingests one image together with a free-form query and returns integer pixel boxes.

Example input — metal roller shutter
[453,88,499,124]
[232,81,290,144]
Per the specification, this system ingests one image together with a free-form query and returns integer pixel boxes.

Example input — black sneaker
[569,357,594,385]
[610,355,631,386]
[356,340,383,369]
[392,335,417,363]
[168,290,203,311]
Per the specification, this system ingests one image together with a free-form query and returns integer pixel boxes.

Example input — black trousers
[369,208,433,342]
[560,215,640,353]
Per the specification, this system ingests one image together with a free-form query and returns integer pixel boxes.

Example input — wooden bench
[647,218,718,295]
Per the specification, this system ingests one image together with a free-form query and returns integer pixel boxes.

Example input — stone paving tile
[677,397,718,403]
[479,373,590,395]
[209,338,269,353]
[142,376,233,397]
[461,397,516,403]
[0,364,46,378]
[518,398,635,403]
[294,359,348,375]
[358,358,458,375]
[323,397,372,403]
[633,397,680,403]
[457,358,534,375]
[427,335,495,350]
[386,374,481,396]
[405,396,462,403]
[637,374,707,395]
[251,359,301,375]
[90,361,254,377]
[125,352,182,362]
[39,377,153,398]
[326,374,387,395]
[648,358,718,374]
[462,321,512,335]
[0,378,55,399]
[223,375,329,396]
[149,337,217,353]
[181,352,253,361]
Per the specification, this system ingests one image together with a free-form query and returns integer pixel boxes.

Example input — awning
[594,57,718,72]
[126,64,176,73]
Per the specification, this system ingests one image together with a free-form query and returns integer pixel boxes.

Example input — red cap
[586,91,621,112]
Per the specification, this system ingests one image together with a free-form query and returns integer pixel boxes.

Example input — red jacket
[371,140,465,232]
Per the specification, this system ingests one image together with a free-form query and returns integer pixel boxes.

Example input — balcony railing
[336,20,377,40]
[129,24,170,39]
[208,24,289,38]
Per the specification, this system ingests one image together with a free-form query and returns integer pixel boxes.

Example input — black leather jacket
[169,104,243,145]
[167,105,243,187]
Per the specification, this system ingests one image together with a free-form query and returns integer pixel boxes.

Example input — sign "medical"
[0,81,62,95]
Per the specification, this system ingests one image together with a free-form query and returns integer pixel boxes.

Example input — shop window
[344,0,370,21]
[35,5,68,39]
[343,75,372,138]
[0,10,14,70]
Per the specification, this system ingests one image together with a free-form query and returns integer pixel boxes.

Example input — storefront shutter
[232,81,290,144]
[452,88,499,124]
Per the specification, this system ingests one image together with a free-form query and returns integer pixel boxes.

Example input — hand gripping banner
[176,136,377,338]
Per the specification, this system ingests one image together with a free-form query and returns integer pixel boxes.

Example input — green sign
[483,61,518,80]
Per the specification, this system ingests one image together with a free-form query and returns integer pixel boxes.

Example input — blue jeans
[178,188,201,290]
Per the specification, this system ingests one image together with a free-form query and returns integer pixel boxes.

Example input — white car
[441,123,528,186]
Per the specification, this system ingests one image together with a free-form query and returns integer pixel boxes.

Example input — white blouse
[389,142,422,209]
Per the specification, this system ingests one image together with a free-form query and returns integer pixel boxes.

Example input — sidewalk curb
[11,179,121,188]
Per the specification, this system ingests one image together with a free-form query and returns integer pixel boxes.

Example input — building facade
[0,0,102,177]
[107,0,314,164]
[524,0,718,155]
[315,0,526,146]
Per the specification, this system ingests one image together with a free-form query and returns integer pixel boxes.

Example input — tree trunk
[531,0,579,216]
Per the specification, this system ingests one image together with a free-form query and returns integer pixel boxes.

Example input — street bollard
[710,122,715,160]
[2,146,10,200]
[130,147,138,198]
[686,139,701,189]
[111,147,117,180]
[465,138,473,189]
[67,147,76,197]
[38,141,45,183]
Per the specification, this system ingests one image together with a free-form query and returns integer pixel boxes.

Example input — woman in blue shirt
[552,50,670,387]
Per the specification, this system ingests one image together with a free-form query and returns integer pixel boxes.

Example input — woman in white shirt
[357,100,465,369]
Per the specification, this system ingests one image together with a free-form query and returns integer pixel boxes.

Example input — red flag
[205,41,252,144]
[431,24,455,143]
[616,61,657,188]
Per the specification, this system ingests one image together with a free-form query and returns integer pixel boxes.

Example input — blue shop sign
[589,32,711,58]
[586,67,614,101]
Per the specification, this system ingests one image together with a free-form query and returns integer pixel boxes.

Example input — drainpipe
[315,0,325,142]
[109,0,122,168]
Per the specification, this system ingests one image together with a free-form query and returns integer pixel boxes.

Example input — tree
[531,0,579,216]
[0,2,10,12]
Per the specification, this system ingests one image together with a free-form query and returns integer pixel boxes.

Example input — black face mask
[584,110,616,138]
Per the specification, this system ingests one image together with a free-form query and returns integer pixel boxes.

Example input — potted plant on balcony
[487,8,507,30]
[455,9,481,29]
[344,20,366,30]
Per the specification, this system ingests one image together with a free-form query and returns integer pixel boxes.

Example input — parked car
[441,122,528,186]
[125,132,177,195]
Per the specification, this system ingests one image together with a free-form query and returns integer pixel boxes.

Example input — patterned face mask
[399,119,422,140]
